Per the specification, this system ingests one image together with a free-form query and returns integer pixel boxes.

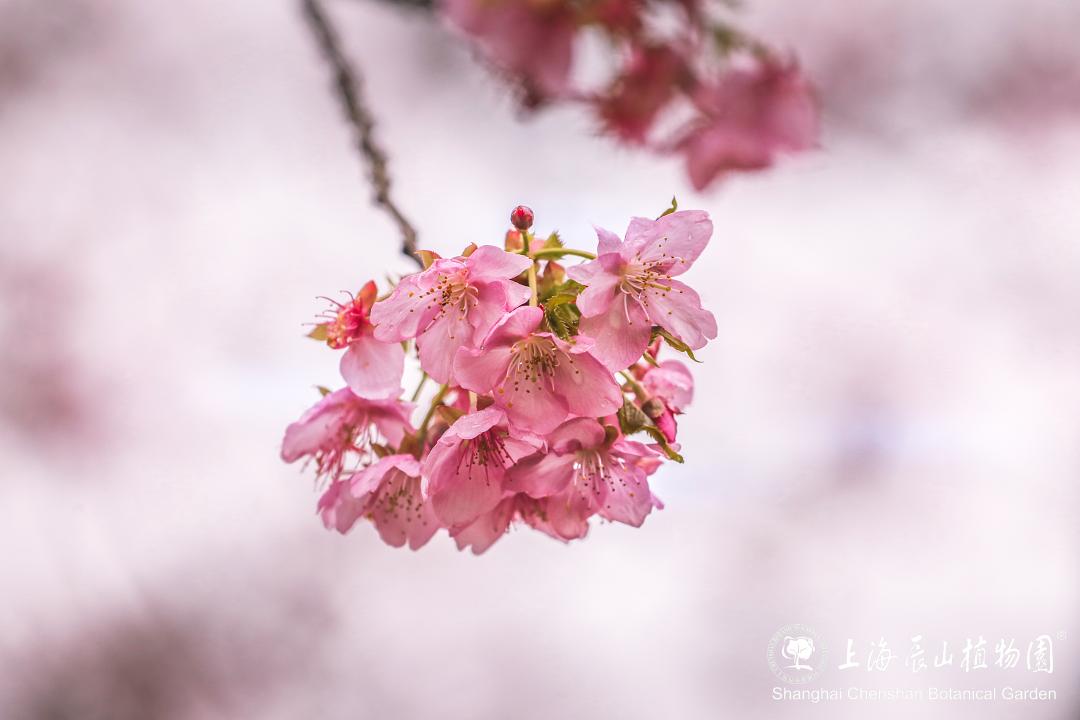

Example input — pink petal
[565,257,604,286]
[317,480,368,534]
[572,258,623,317]
[654,408,678,443]
[464,245,532,281]
[503,433,545,461]
[547,417,606,453]
[339,336,404,399]
[502,379,569,435]
[516,496,568,542]
[469,280,526,344]
[577,299,652,371]
[595,225,623,256]
[349,453,422,499]
[643,278,717,350]
[417,308,471,384]
[624,210,712,276]
[643,360,694,410]
[545,490,594,540]
[454,344,514,394]
[500,277,533,312]
[551,347,624,418]
[370,275,439,343]
[428,450,506,527]
[596,460,654,527]
[507,452,575,498]
[367,399,415,446]
[451,497,515,555]
[281,389,352,462]
[439,406,505,443]
[371,471,439,550]
[683,125,772,191]
[478,305,544,348]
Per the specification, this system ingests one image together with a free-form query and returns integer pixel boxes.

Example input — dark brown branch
[301,0,422,268]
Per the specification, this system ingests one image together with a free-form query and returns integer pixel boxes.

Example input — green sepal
[617,399,649,436]
[638,426,685,463]
[651,326,702,363]
[545,301,581,340]
[657,196,679,219]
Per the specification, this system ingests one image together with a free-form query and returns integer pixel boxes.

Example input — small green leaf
[307,324,329,342]
[315,385,332,397]
[639,426,685,463]
[415,249,440,269]
[544,231,563,249]
[651,326,702,362]
[657,196,679,219]
[545,302,580,340]
[617,399,649,436]
[541,279,586,303]
[545,292,579,308]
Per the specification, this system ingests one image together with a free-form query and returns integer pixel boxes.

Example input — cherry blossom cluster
[441,0,818,189]
[282,204,714,553]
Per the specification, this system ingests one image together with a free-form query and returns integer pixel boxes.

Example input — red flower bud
[510,205,534,231]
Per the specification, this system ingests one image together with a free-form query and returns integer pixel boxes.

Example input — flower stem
[409,371,429,402]
[417,383,450,439]
[530,247,597,261]
[619,371,648,402]
[523,231,539,306]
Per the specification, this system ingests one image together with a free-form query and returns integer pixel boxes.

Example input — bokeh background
[2,0,1079,717]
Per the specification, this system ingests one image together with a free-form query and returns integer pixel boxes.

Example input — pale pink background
[1,0,1078,717]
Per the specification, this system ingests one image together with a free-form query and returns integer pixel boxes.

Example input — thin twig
[301,0,422,268]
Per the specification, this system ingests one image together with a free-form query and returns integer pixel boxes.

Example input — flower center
[318,294,371,349]
[573,449,609,491]
[456,430,515,479]
[508,335,562,392]
[619,258,673,301]
[572,448,642,501]
[431,270,479,320]
[371,471,426,524]
[309,405,386,483]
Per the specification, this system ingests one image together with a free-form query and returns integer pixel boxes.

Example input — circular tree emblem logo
[767,624,827,684]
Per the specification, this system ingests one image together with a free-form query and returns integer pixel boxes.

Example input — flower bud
[641,398,665,419]
[504,229,524,252]
[510,205,534,231]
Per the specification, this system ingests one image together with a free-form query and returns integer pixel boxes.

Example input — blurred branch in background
[301,0,422,268]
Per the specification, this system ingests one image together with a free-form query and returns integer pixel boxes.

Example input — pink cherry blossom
[316,478,368,535]
[677,55,818,190]
[286,205,715,553]
[642,359,694,410]
[441,0,576,100]
[316,281,405,399]
[450,492,564,555]
[318,454,438,549]
[370,246,532,384]
[454,306,623,434]
[641,359,694,442]
[596,44,685,143]
[508,417,662,538]
[281,387,414,481]
[566,211,717,370]
[421,406,542,527]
